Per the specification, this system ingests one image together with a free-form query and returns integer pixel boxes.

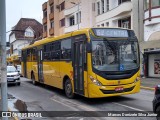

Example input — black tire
[65,79,74,99]
[17,82,21,86]
[15,79,20,86]
[31,73,37,85]
[156,106,160,120]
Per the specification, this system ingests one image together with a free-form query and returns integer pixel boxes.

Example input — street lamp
[70,1,80,30]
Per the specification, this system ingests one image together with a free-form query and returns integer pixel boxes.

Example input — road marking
[50,97,78,111]
[112,102,145,111]
[51,96,97,111]
[51,97,118,120]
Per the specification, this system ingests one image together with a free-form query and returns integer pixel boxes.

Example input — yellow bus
[21,28,140,98]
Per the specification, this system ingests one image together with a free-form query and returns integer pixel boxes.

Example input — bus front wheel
[65,79,74,99]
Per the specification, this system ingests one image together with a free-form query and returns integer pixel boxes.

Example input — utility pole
[0,0,8,120]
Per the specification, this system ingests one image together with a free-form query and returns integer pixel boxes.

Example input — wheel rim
[32,74,35,84]
[66,81,72,96]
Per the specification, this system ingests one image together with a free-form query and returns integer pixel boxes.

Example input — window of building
[43,10,47,18]
[97,2,100,15]
[101,23,104,27]
[152,0,160,8]
[24,27,34,37]
[69,16,75,26]
[50,4,54,13]
[76,13,78,24]
[101,0,105,13]
[144,0,150,10]
[106,0,109,11]
[61,38,71,60]
[25,31,34,37]
[50,21,54,28]
[44,24,47,32]
[76,12,81,24]
[97,25,100,27]
[118,17,131,29]
[60,18,65,27]
[106,22,109,27]
[59,1,65,11]
[118,0,131,5]
[122,21,129,28]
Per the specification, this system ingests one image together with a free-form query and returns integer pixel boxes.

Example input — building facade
[8,18,43,65]
[42,0,95,37]
[42,0,144,41]
[142,0,160,78]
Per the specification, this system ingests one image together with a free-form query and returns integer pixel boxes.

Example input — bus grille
[100,86,135,94]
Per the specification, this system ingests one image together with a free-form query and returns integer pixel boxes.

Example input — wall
[144,8,160,41]
[95,1,132,27]
[12,40,31,56]
[132,0,144,42]
[9,34,16,43]
[81,0,95,28]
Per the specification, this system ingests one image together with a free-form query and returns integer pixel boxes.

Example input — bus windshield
[92,39,139,71]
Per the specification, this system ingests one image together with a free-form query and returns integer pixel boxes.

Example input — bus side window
[61,38,71,60]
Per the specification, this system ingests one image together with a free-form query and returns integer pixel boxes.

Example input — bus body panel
[42,62,61,88]
[26,62,32,80]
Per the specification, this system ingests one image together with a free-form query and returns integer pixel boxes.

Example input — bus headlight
[134,77,141,83]
[90,76,102,86]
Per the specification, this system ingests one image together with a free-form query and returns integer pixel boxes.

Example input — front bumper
[7,77,20,84]
[88,80,140,98]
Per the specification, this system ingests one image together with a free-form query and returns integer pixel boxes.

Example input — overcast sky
[6,0,46,41]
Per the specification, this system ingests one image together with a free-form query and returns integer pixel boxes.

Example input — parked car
[7,65,20,85]
[16,65,22,76]
[153,85,160,119]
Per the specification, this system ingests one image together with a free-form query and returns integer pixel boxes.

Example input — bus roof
[22,27,133,50]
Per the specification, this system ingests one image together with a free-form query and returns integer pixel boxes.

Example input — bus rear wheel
[65,79,74,99]
[31,73,37,85]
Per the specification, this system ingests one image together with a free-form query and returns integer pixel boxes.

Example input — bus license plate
[115,87,123,91]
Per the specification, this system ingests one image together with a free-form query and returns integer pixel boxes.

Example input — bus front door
[37,49,44,83]
[73,40,86,96]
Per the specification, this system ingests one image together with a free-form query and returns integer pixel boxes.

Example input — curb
[141,86,154,91]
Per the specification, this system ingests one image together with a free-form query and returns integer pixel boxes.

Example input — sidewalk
[141,77,160,90]
[0,94,17,120]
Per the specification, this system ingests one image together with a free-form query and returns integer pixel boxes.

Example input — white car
[7,66,20,85]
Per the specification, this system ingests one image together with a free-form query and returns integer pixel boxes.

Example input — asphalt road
[7,77,157,120]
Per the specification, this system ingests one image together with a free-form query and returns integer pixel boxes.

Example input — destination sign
[93,28,129,38]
